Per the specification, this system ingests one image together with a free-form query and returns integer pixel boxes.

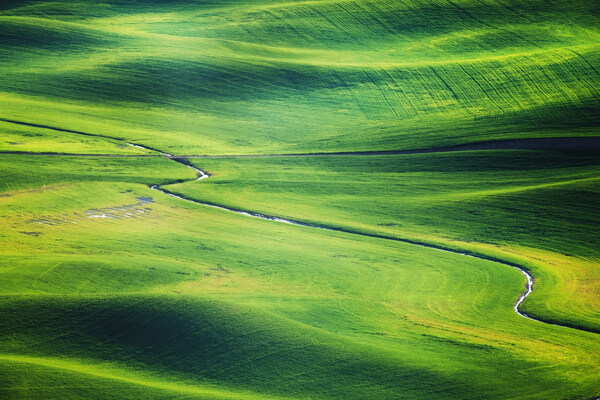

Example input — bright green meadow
[0,1,599,399]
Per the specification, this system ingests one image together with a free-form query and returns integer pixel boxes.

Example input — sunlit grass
[0,0,599,398]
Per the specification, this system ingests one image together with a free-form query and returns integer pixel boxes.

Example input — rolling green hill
[1,0,599,154]
[0,1,599,399]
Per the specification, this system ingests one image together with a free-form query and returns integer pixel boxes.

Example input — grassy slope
[0,121,154,155]
[0,155,599,400]
[175,151,600,332]
[0,0,599,154]
[0,0,599,399]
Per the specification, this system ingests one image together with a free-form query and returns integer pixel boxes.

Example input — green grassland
[1,0,599,399]
[1,0,599,154]
[1,155,599,400]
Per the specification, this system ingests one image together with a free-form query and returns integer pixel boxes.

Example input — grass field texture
[1,0,599,154]
[0,1,599,399]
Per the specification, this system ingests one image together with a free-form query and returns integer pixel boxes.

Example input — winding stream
[145,146,552,325]
[0,116,589,330]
